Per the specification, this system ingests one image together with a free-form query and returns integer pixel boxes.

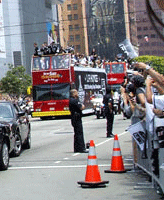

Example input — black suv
[0,101,31,170]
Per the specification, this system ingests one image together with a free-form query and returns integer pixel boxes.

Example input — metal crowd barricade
[128,119,164,194]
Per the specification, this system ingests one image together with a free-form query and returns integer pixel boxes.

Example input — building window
[67,4,72,10]
[143,18,147,22]
[143,26,148,30]
[137,27,142,31]
[45,0,52,8]
[76,45,81,52]
[152,50,157,54]
[68,15,72,21]
[69,25,73,31]
[145,43,149,46]
[74,14,78,20]
[69,35,74,42]
[74,24,79,30]
[75,35,80,41]
[73,4,78,10]
[151,42,156,46]
[145,51,150,54]
[151,34,156,38]
[13,51,22,66]
[137,35,142,39]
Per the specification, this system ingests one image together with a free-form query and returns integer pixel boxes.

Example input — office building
[135,0,164,56]
[0,0,59,78]
[58,0,137,61]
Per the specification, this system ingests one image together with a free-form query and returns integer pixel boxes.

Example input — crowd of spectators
[120,61,164,176]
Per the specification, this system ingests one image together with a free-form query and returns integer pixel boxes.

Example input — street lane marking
[73,153,80,156]
[54,161,61,164]
[9,164,133,170]
[96,131,127,147]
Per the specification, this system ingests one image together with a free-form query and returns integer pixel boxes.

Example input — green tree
[0,64,32,97]
[133,55,164,74]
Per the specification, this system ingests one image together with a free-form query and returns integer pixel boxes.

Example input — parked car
[0,101,31,170]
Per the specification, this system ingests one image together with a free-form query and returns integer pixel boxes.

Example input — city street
[0,114,161,200]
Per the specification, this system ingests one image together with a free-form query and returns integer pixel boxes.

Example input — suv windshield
[0,103,13,118]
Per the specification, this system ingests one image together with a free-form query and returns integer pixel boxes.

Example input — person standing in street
[103,86,115,137]
[69,89,88,153]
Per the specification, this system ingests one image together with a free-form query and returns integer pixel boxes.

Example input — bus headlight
[35,108,41,112]
[64,107,69,111]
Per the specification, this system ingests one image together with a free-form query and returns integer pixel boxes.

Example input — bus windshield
[111,64,124,74]
[33,83,70,101]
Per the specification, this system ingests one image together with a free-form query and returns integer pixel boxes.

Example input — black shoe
[74,149,89,153]
[107,134,114,138]
[80,149,89,153]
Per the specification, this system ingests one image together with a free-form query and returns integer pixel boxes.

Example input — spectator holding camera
[120,74,146,125]
[134,62,164,118]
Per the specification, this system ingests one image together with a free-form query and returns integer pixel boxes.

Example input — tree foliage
[0,64,32,97]
[133,55,164,74]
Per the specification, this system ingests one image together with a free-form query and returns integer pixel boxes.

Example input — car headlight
[96,102,100,106]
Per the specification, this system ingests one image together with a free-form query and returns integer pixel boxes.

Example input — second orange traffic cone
[78,140,109,187]
[105,134,127,173]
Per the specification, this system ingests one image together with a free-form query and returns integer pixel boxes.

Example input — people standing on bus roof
[69,89,88,153]
[103,86,115,138]
[33,42,39,56]
[59,46,66,54]
[90,48,97,67]
[48,42,57,54]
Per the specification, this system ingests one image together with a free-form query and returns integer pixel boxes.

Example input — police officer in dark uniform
[69,89,88,153]
[103,86,115,138]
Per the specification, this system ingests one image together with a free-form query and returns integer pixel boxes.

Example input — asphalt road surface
[0,114,162,200]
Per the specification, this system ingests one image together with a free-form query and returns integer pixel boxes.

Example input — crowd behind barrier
[120,62,164,194]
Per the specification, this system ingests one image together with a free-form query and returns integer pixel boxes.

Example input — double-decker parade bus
[31,54,107,119]
[104,61,127,91]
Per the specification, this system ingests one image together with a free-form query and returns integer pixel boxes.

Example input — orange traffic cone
[105,134,127,173]
[78,140,109,187]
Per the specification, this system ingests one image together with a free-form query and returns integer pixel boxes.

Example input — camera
[125,83,135,93]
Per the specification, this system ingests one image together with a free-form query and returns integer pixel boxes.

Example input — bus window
[62,54,70,68]
[52,55,70,69]
[105,64,110,74]
[33,57,40,70]
[40,57,50,70]
[51,83,70,100]
[33,57,50,71]
[111,64,124,74]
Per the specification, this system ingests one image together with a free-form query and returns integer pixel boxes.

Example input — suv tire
[0,140,9,170]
